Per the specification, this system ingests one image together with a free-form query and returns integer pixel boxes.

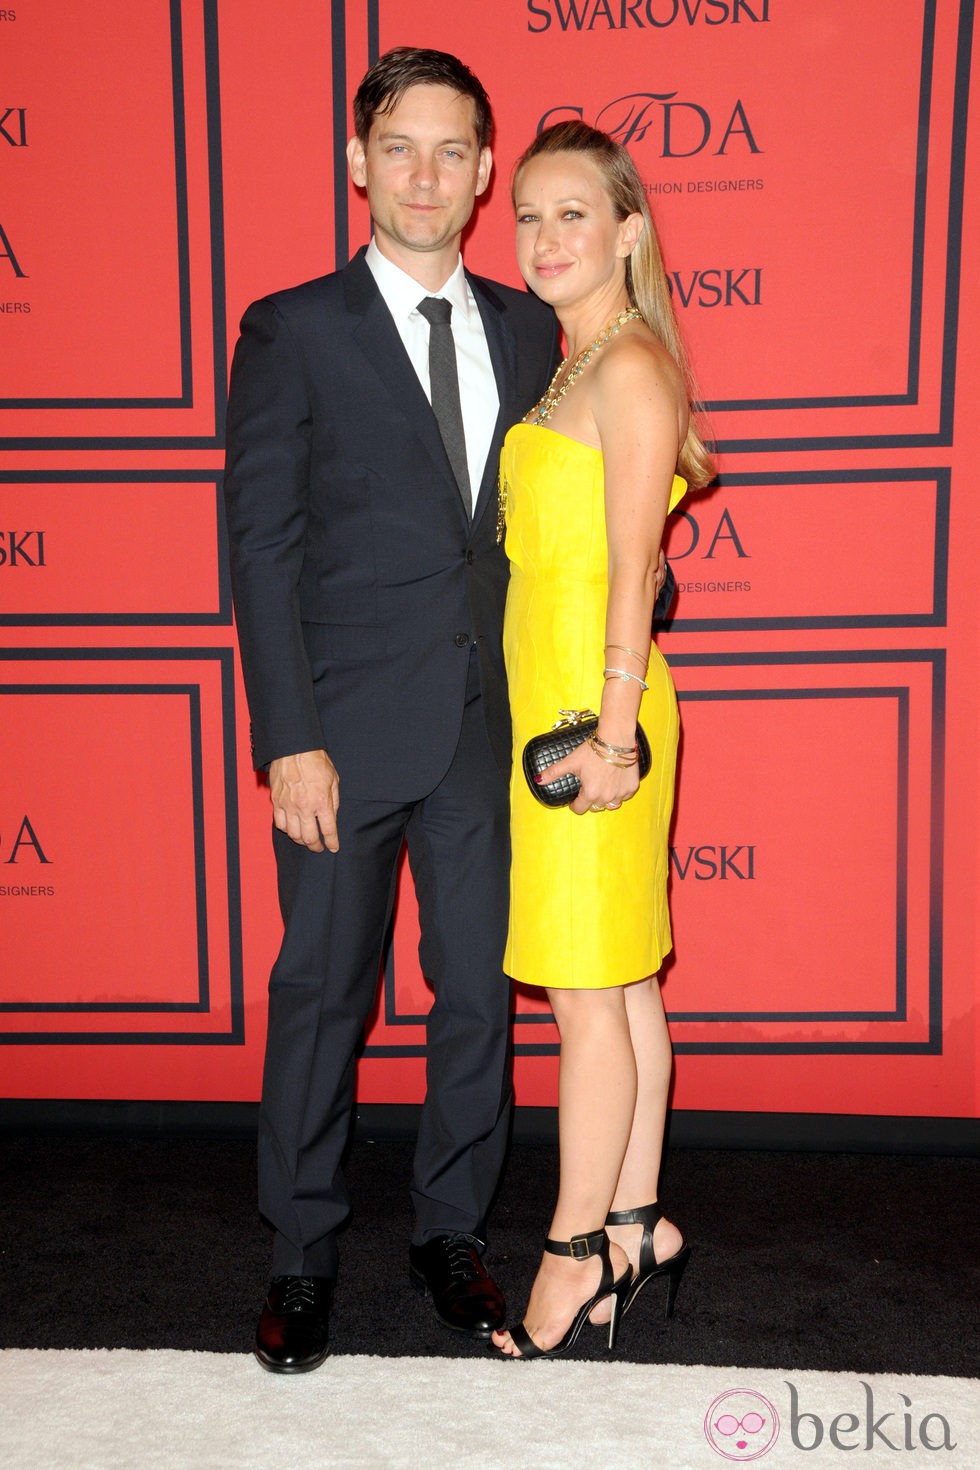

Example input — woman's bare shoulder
[594,328,684,403]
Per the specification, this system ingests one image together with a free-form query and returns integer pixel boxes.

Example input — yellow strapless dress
[501,423,687,989]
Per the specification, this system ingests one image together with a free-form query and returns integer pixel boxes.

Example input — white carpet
[1,1352,976,1469]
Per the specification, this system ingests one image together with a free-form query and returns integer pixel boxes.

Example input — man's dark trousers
[259,647,511,1276]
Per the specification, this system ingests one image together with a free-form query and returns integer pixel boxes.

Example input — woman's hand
[534,739,640,815]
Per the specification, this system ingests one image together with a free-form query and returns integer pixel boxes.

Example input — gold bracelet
[588,744,638,769]
[587,739,639,768]
[605,643,650,668]
[589,731,639,759]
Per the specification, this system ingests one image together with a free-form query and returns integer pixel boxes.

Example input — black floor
[2,1132,978,1375]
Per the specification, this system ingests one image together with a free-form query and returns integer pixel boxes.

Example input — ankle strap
[605,1203,663,1228]
[544,1229,607,1261]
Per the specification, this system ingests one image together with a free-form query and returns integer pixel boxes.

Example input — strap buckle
[567,1234,595,1260]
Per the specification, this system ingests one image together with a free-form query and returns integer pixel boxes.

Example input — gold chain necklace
[526,307,641,426]
[498,306,641,542]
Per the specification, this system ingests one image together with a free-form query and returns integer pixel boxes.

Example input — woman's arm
[594,335,685,751]
[533,335,685,814]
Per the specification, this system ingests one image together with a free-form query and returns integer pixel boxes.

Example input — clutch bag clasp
[553,708,598,730]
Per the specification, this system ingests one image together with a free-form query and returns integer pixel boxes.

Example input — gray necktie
[417,296,471,511]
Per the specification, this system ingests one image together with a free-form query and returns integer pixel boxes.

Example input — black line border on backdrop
[661,467,950,633]
[331,0,350,268]
[373,688,914,1044]
[0,0,229,451]
[353,0,971,453]
[362,650,944,1058]
[705,0,972,451]
[0,648,245,1045]
[0,682,210,1015]
[0,470,232,626]
[331,0,379,263]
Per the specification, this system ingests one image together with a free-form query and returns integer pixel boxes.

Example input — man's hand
[269,749,340,853]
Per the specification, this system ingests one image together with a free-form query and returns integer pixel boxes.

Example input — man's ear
[346,135,366,187]
[475,147,493,198]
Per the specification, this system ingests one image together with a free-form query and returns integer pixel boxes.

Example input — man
[223,47,559,1372]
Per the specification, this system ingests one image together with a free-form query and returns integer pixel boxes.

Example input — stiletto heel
[605,1203,691,1319]
[498,1229,631,1359]
[605,1267,626,1350]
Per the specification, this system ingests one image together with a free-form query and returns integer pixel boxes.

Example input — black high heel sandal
[605,1204,691,1318]
[499,1228,631,1359]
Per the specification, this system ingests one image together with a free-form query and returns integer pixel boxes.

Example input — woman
[492,122,714,1359]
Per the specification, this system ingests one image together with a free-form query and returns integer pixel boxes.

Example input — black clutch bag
[522,709,652,808]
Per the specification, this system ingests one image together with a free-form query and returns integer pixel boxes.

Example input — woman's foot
[491,1238,629,1357]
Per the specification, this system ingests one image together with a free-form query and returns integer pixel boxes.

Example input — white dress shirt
[365,239,499,515]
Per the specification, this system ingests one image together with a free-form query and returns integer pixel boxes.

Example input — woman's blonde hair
[514,121,714,489]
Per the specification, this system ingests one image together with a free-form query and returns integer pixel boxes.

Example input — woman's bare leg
[606,975,684,1270]
[492,986,633,1356]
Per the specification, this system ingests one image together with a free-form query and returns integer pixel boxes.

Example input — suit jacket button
[465,549,474,564]
[454,633,469,647]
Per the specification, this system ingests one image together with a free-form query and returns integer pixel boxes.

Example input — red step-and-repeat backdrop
[2,0,977,1121]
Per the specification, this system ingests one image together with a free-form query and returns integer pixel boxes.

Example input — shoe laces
[278,1276,318,1312]
[444,1236,483,1283]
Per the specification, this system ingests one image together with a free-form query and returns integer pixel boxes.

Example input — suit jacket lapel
[469,274,518,533]
[343,251,470,525]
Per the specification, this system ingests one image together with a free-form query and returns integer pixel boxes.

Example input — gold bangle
[605,643,649,668]
[587,733,638,767]
[589,747,638,768]
[591,732,636,755]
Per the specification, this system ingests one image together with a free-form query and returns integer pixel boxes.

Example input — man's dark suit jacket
[223,247,559,802]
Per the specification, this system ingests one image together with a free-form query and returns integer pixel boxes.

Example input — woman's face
[514,152,642,312]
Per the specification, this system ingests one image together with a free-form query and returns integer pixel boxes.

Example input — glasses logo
[704,1389,780,1461]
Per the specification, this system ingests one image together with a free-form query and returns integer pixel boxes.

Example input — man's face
[347,84,492,271]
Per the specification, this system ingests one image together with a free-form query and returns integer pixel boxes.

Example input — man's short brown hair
[353,47,493,149]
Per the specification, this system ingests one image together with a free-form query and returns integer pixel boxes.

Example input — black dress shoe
[409,1234,505,1339]
[254,1275,333,1373]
